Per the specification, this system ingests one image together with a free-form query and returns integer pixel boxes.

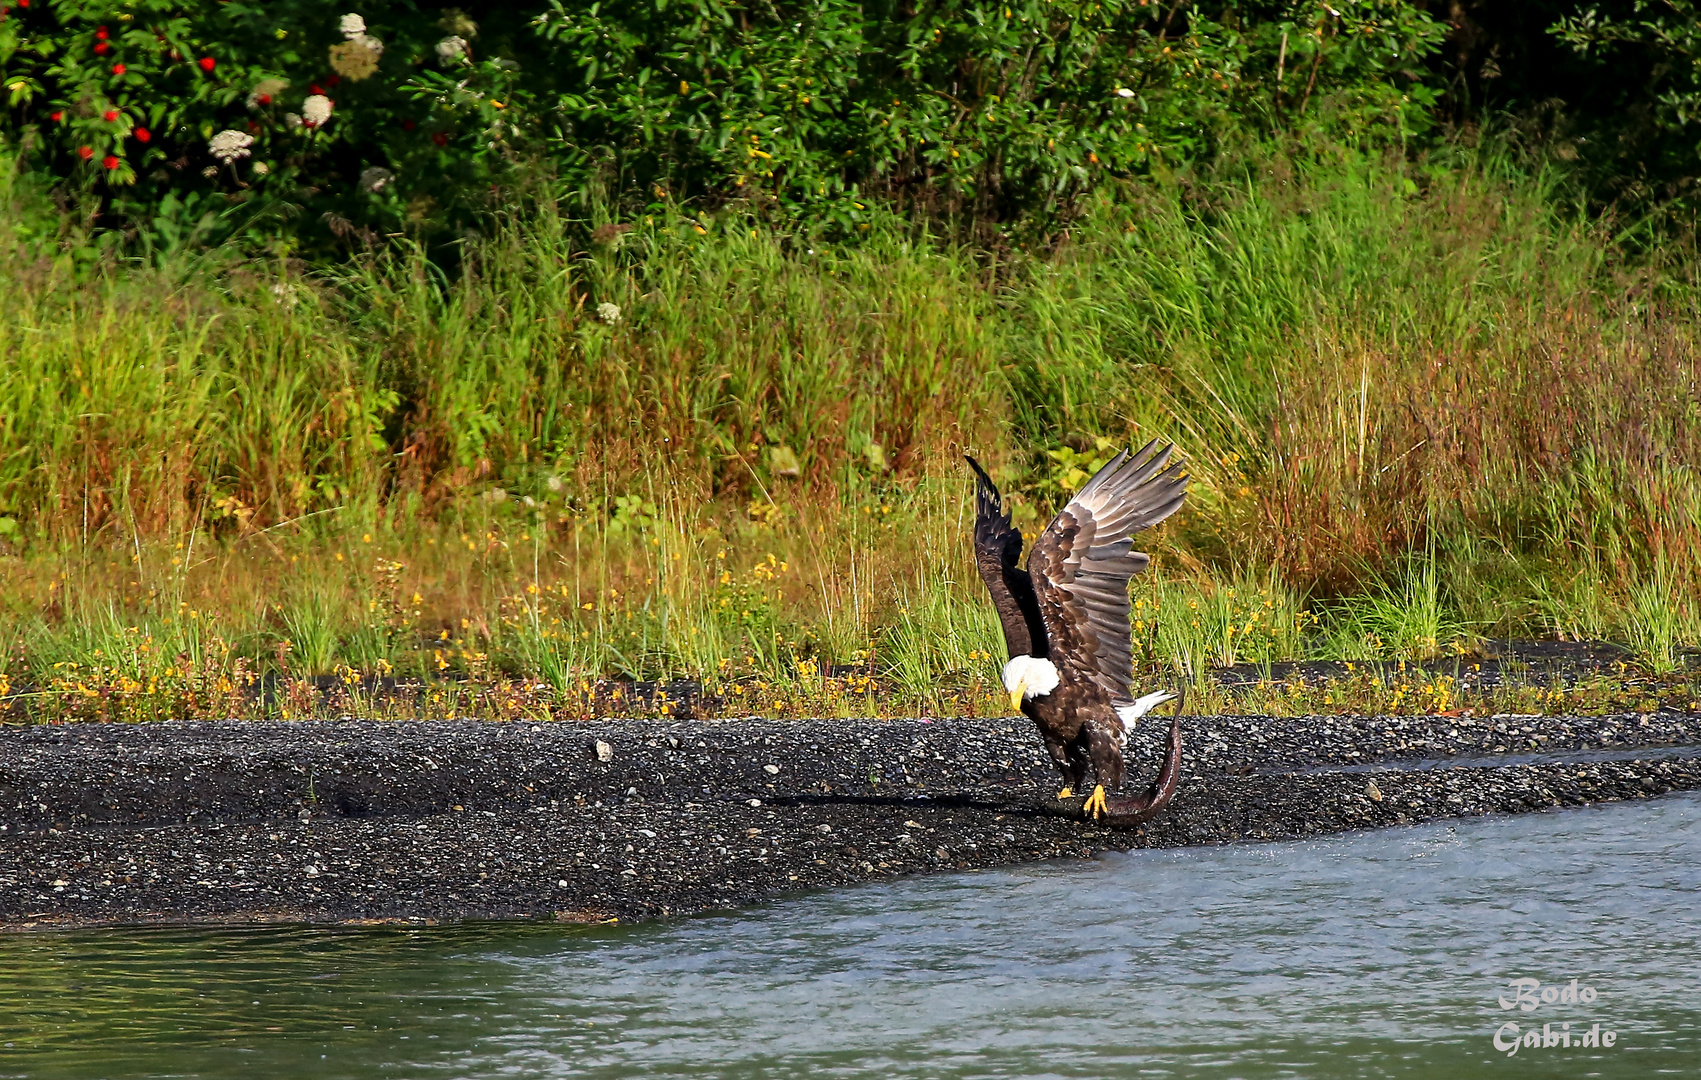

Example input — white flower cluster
[208,129,255,164]
[303,94,333,126]
[332,12,385,78]
[436,35,469,64]
[597,302,622,325]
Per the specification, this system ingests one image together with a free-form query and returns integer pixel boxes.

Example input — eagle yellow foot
[1081,785,1109,820]
[1056,786,1073,799]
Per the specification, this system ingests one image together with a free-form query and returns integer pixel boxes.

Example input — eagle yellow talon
[1056,786,1073,799]
[1081,785,1109,819]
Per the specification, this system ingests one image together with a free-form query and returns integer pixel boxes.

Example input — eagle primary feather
[967,442,1188,820]
[1030,443,1187,711]
[966,455,1046,660]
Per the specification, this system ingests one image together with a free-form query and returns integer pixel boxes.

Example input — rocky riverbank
[4,710,1700,929]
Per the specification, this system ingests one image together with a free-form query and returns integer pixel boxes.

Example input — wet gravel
[4,711,1699,929]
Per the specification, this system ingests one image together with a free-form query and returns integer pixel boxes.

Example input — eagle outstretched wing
[965,456,1047,659]
[1027,441,1188,707]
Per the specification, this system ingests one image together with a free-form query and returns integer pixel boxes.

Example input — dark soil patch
[4,711,1700,929]
[1211,638,1697,692]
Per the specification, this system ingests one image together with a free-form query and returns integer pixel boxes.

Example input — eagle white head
[1002,654,1060,712]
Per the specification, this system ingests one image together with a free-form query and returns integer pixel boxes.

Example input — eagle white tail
[1116,690,1176,737]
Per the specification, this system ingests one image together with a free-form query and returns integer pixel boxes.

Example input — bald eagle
[967,443,1188,822]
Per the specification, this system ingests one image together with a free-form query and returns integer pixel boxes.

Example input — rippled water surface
[4,792,1698,1080]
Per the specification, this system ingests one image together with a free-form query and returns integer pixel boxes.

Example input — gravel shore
[4,710,1699,929]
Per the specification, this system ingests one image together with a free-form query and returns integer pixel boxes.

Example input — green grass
[1,137,1699,721]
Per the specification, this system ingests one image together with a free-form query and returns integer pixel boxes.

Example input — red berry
[102,155,119,170]
[308,83,323,95]
[258,93,272,105]
[77,145,93,160]
[327,76,341,88]
[432,131,449,146]
[103,109,118,122]
[95,27,108,40]
[402,119,416,131]
[135,127,150,142]
[94,41,110,54]
[112,63,126,75]
[198,56,215,71]
[50,110,63,121]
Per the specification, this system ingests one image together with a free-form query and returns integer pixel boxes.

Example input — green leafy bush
[1550,0,1701,197]
[541,0,1444,231]
[2,0,1446,245]
[1,1,535,247]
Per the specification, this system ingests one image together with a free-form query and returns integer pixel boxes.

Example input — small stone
[557,879,569,888]
[1365,780,1383,802]
[763,764,781,775]
[817,824,832,833]
[747,799,762,807]
[904,820,923,829]
[595,740,614,762]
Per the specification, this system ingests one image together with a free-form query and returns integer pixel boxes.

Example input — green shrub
[1,1,540,248]
[2,0,1446,246]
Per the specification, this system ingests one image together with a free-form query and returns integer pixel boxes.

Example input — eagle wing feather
[1028,441,1188,706]
[965,456,1047,659]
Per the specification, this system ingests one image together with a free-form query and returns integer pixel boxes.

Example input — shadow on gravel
[767,793,1035,814]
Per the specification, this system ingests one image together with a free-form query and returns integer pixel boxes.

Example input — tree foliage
[537,0,1443,230]
[0,0,1478,245]
[1550,1,1701,197]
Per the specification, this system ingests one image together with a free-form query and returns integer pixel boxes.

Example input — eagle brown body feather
[968,444,1187,802]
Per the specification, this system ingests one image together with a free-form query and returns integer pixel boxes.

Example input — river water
[3,791,1698,1080]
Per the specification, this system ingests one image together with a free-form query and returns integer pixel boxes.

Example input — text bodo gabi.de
[1492,978,1617,1057]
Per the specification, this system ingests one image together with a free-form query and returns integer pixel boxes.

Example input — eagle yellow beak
[1009,677,1026,714]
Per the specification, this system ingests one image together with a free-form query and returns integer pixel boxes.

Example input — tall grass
[2,138,1698,719]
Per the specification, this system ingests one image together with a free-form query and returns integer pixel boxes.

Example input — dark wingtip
[965,455,1002,509]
